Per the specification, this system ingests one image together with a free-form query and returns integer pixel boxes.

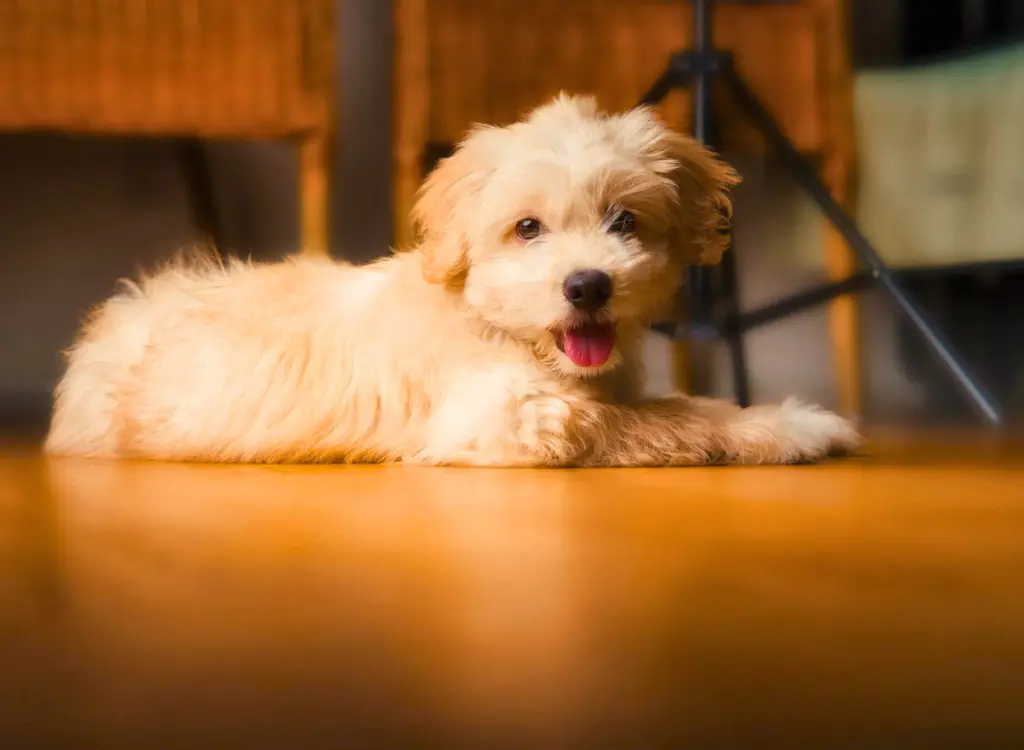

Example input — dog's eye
[515,217,544,241]
[608,209,636,235]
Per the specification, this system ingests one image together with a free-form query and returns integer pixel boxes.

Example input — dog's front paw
[727,398,861,465]
[514,394,577,465]
[517,394,570,449]
[772,398,861,463]
[411,386,579,468]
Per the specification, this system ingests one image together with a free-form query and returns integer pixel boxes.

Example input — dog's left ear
[656,125,741,266]
[411,137,491,285]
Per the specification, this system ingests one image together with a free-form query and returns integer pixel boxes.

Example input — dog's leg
[579,395,861,467]
[409,369,587,467]
[412,369,857,467]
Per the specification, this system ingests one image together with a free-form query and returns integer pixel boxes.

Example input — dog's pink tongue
[563,324,615,367]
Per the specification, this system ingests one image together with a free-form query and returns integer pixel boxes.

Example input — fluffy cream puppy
[46,94,859,466]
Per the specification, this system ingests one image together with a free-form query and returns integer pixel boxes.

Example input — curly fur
[45,94,859,466]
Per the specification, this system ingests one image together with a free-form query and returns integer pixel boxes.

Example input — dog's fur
[46,95,859,466]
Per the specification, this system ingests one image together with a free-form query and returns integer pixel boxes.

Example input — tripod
[642,0,1003,426]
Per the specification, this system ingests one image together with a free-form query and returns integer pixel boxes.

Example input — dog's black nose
[563,270,613,312]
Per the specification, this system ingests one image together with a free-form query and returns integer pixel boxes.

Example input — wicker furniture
[0,0,335,255]
[393,0,861,415]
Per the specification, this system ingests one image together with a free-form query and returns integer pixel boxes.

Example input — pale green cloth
[853,44,1024,268]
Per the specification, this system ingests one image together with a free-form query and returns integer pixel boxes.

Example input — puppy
[45,94,859,466]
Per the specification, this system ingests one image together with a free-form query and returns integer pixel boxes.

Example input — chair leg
[824,226,862,419]
[299,132,331,257]
[823,155,862,420]
[177,139,224,250]
[671,338,694,395]
[822,0,863,420]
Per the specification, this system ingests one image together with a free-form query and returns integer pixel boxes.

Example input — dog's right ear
[411,139,491,285]
[615,106,740,266]
[659,129,741,266]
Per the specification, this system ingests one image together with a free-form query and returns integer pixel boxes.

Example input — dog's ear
[661,128,740,266]
[411,139,491,285]
[621,109,737,266]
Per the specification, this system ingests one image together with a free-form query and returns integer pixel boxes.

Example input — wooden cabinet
[0,0,335,254]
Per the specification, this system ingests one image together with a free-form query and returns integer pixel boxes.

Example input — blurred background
[1,0,1022,429]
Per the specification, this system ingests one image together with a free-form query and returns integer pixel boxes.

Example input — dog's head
[411,94,739,377]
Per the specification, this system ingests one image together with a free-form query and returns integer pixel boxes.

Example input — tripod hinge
[670,50,734,76]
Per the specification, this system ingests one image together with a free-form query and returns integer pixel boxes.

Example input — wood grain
[0,0,334,138]
[2,430,1023,748]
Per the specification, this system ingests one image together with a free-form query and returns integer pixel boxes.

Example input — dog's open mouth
[555,321,616,368]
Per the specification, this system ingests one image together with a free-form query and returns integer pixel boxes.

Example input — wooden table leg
[823,169,862,420]
[821,0,862,420]
[299,132,331,257]
[393,0,430,250]
[672,338,694,395]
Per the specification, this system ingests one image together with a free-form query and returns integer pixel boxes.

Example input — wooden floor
[2,430,1023,749]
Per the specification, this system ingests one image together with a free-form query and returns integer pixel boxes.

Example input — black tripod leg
[638,69,679,108]
[719,242,751,406]
[720,65,1003,426]
[689,0,751,406]
[634,0,752,405]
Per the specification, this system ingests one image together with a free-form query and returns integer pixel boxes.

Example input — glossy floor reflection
[2,431,1023,749]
